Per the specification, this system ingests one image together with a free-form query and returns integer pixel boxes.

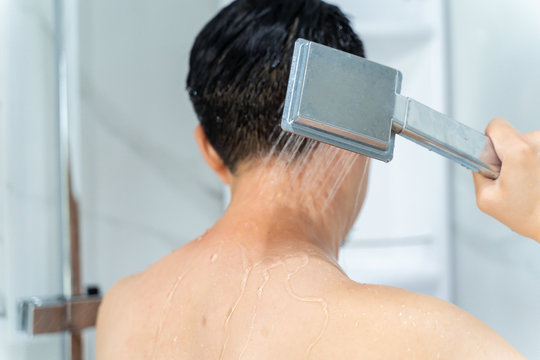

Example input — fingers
[526,130,540,140]
[485,118,519,137]
[484,118,522,161]
[473,119,512,213]
[473,118,540,241]
[524,131,540,152]
[486,118,539,169]
[472,119,507,194]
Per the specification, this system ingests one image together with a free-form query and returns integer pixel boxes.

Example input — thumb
[485,118,522,162]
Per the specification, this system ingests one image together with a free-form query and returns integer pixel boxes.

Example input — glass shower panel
[0,0,64,358]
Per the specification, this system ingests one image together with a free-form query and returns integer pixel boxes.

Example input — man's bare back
[95,1,537,357]
[96,220,521,359]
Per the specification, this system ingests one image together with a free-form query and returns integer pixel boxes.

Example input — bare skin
[96,122,529,359]
[473,118,540,243]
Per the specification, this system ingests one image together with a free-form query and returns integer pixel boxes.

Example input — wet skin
[97,142,524,359]
[96,231,523,359]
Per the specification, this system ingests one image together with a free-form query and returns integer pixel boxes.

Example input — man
[97,0,539,358]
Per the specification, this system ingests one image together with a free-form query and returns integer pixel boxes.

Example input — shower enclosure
[1,0,224,358]
[1,0,539,359]
[2,0,100,358]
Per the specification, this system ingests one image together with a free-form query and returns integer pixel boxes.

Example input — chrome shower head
[281,39,501,179]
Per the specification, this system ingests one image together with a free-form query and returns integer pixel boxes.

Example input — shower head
[281,39,501,179]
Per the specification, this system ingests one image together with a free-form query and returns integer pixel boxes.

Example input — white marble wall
[78,0,223,294]
[450,0,540,358]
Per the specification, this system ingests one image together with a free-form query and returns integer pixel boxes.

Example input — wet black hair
[187,0,365,173]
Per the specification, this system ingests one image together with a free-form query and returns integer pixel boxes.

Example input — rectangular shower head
[281,39,501,179]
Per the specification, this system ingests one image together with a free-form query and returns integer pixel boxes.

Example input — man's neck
[210,183,346,264]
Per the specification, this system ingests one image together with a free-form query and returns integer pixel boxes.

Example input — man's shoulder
[343,282,459,316]
[334,282,461,335]
[96,273,143,358]
[327,282,523,359]
[95,243,197,328]
[96,273,141,331]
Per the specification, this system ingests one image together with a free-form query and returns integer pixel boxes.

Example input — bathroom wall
[220,0,453,301]
[78,0,222,296]
[0,0,223,359]
[2,0,538,358]
[449,0,540,357]
[77,0,223,357]
[0,0,5,352]
[0,0,5,325]
[334,0,452,301]
[0,0,64,358]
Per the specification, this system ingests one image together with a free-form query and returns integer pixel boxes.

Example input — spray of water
[249,130,368,232]
[150,130,369,358]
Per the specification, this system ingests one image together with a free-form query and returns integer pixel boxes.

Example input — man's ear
[194,125,231,185]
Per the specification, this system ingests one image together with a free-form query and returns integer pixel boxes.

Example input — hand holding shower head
[281,39,501,179]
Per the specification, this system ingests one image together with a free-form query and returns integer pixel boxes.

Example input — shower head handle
[281,39,501,179]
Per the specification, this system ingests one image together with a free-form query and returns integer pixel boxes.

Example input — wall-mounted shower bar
[54,0,83,359]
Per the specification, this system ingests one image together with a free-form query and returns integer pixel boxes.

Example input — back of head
[187,0,365,174]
